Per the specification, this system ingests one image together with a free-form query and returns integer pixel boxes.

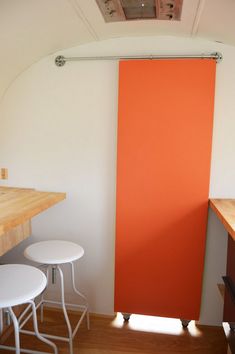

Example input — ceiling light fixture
[96,0,183,22]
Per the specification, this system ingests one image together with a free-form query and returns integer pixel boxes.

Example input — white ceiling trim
[67,0,99,40]
[191,0,206,36]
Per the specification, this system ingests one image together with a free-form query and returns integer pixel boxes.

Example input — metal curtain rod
[55,52,223,67]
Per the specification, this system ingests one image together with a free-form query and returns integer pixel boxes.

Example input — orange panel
[115,59,216,320]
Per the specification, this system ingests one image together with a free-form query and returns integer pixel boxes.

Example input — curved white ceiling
[0,0,234,98]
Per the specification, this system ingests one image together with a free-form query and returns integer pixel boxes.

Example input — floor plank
[1,309,227,354]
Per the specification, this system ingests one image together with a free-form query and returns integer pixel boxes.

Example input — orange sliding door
[115,59,216,320]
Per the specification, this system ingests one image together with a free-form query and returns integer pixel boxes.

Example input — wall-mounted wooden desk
[210,199,235,241]
[210,199,235,354]
[0,186,66,256]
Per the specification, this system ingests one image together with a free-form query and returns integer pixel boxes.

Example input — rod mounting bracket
[214,52,223,63]
[55,55,66,67]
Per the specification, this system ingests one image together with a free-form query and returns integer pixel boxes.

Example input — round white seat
[24,240,84,264]
[0,264,47,308]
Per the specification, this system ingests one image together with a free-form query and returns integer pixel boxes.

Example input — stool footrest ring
[0,345,53,354]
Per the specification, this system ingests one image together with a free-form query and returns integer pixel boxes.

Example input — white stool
[24,240,89,354]
[0,264,57,354]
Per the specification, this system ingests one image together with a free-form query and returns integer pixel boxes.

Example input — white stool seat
[24,240,84,264]
[0,264,47,308]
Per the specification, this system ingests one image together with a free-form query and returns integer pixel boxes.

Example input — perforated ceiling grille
[122,0,156,20]
[96,0,183,22]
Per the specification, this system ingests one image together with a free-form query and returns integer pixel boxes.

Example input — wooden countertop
[210,199,235,241]
[0,186,66,237]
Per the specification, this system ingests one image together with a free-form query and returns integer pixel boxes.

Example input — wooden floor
[1,309,227,354]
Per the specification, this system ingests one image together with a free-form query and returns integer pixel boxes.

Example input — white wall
[0,36,234,324]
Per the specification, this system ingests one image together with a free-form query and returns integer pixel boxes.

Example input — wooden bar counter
[0,186,66,256]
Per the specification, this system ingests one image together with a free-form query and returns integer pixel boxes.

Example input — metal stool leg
[70,262,90,330]
[29,300,58,354]
[40,267,49,323]
[0,309,3,335]
[40,294,44,323]
[57,266,73,354]
[28,261,89,353]
[9,307,20,354]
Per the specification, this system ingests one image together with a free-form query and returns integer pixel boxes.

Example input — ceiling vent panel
[96,0,183,22]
